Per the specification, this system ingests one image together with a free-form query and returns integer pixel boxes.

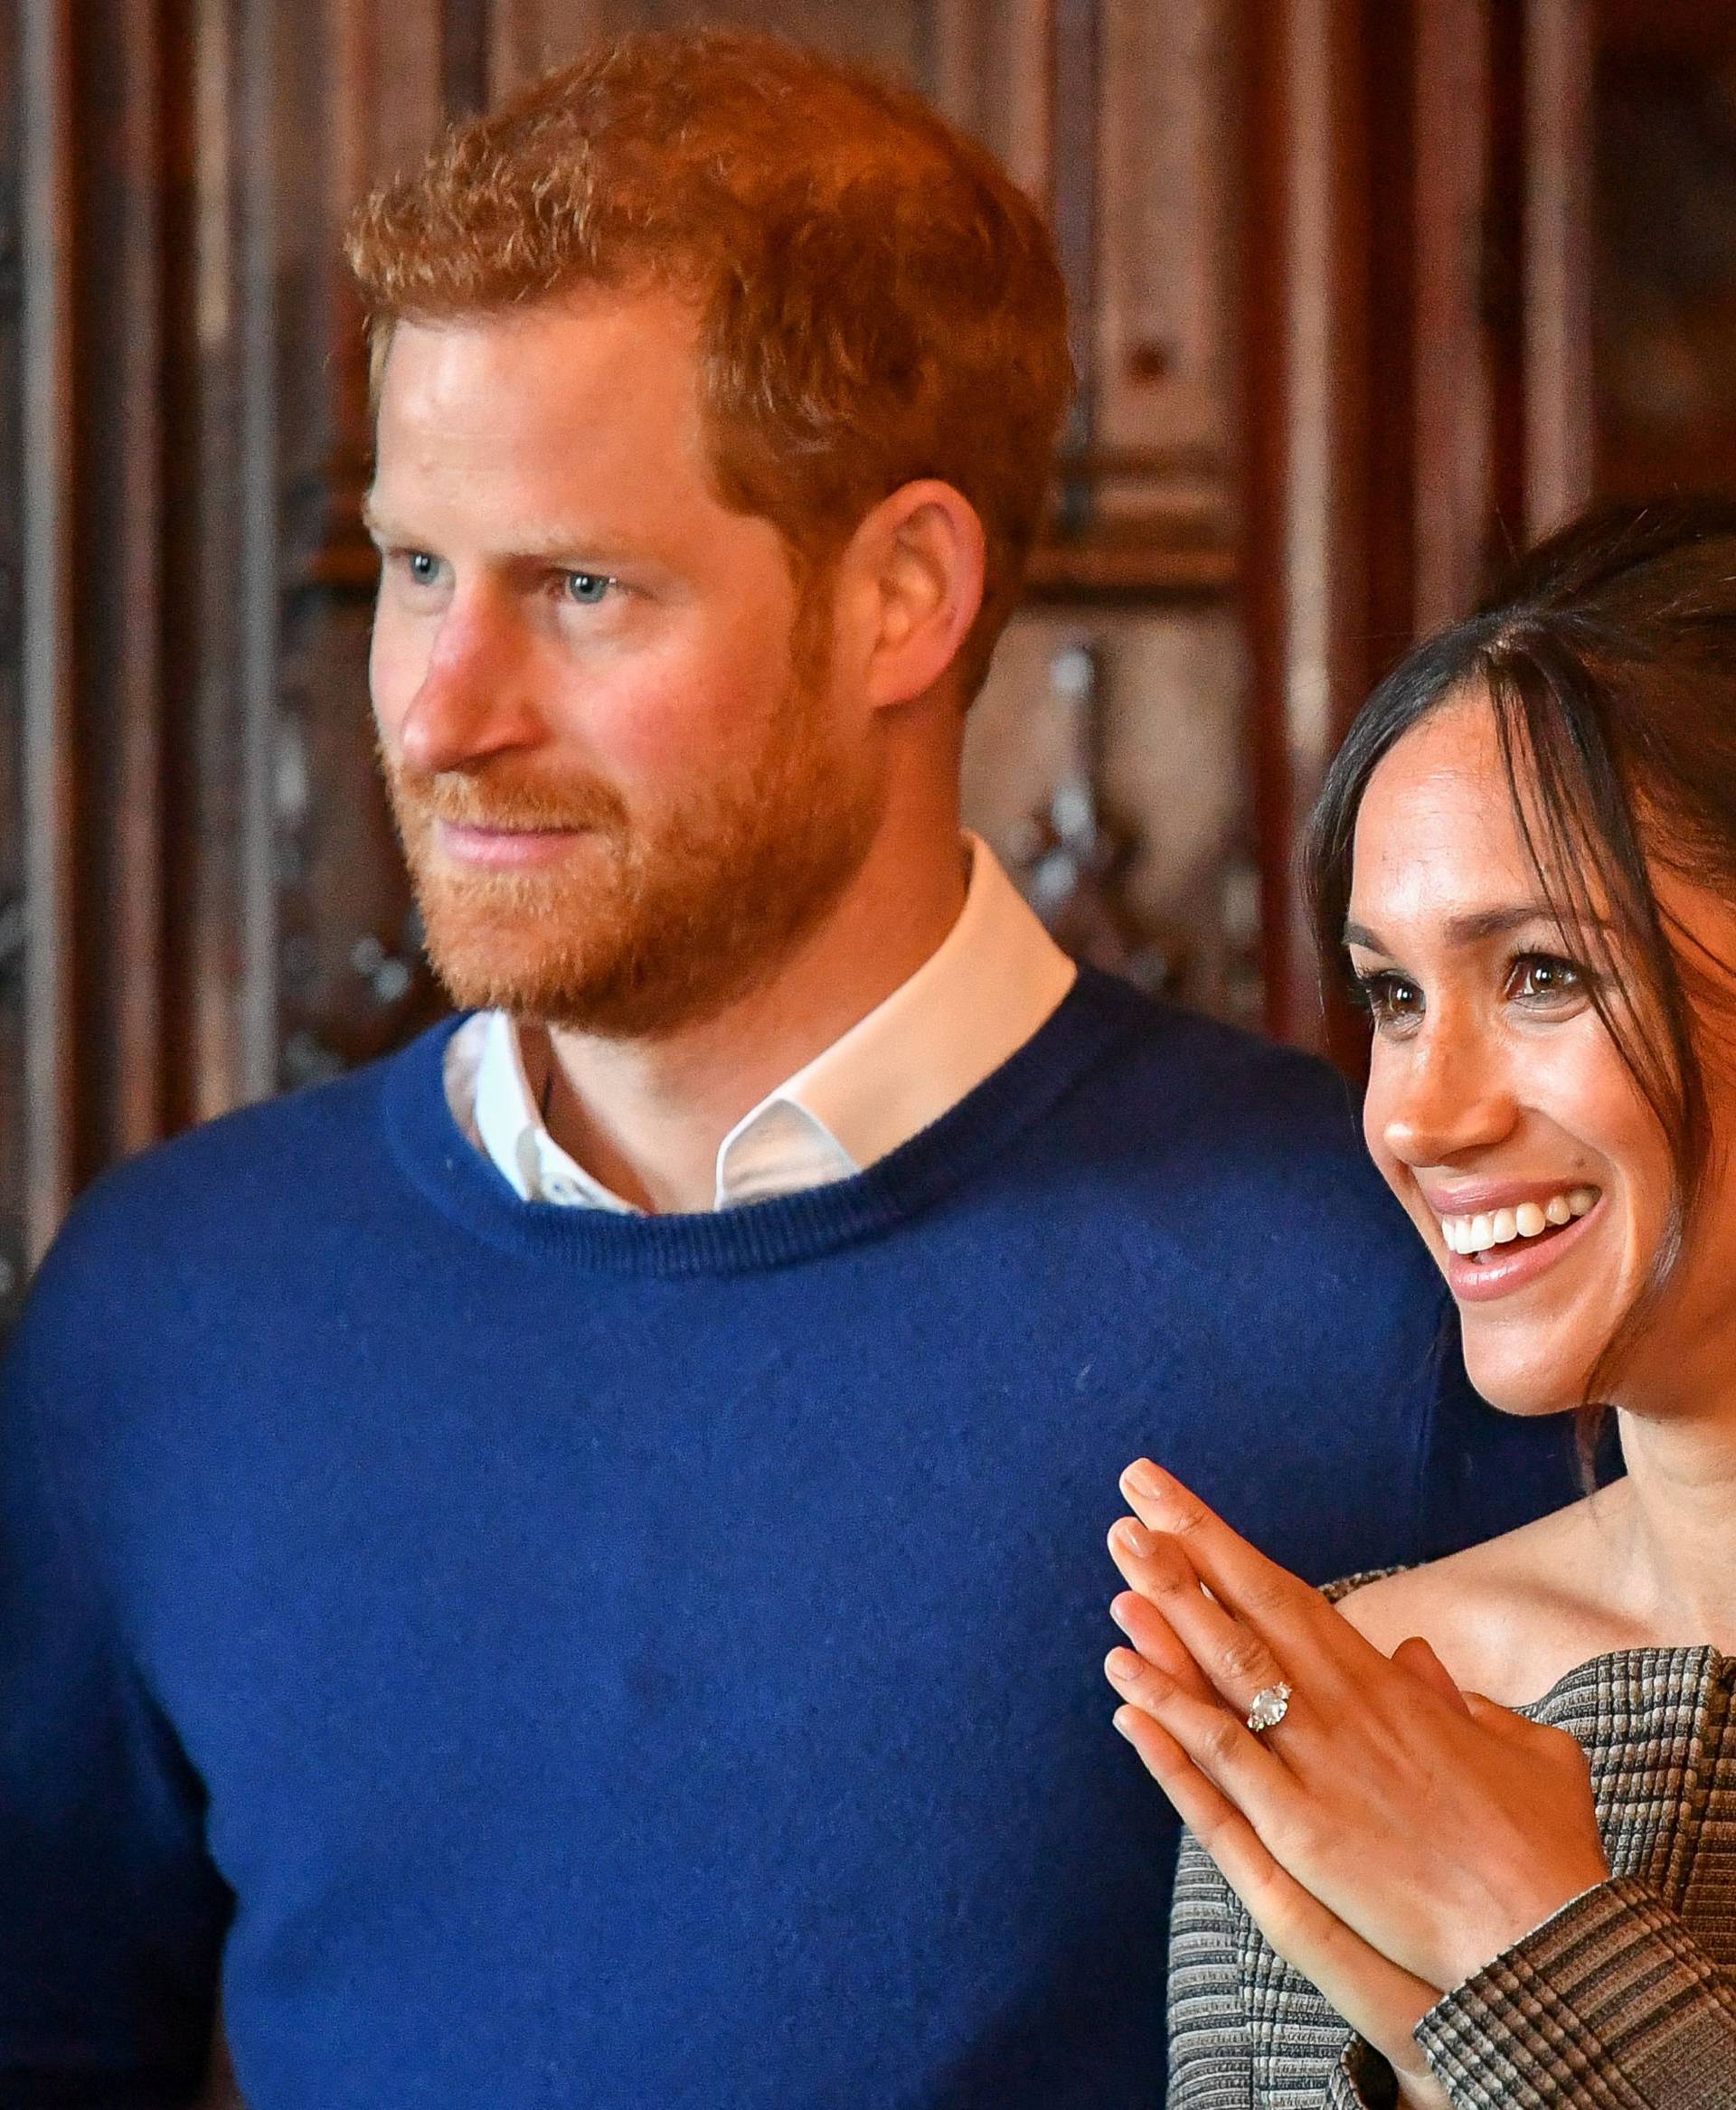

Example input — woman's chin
[1460,1348,1594,1421]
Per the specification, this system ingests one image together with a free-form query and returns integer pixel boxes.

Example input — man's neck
[541,822,971,1213]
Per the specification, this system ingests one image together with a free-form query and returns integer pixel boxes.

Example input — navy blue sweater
[0,972,1575,2108]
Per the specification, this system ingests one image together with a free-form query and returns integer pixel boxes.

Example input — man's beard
[380,672,887,1040]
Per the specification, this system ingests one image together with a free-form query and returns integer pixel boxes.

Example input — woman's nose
[1374,1018,1520,1168]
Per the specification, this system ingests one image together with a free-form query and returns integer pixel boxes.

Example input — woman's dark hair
[1306,497,1736,1448]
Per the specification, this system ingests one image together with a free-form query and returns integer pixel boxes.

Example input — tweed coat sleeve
[1413,1875,1736,2109]
[1166,1823,1408,2110]
[1165,1828,1257,2108]
[1166,1859,1736,2110]
[1165,1850,1736,2110]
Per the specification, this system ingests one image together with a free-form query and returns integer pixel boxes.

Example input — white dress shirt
[443,834,1078,1211]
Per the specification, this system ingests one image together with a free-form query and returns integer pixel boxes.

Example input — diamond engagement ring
[1246,1682,1292,1735]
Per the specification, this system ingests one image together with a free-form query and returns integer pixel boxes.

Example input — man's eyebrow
[1344,904,1613,953]
[355,502,646,561]
[499,528,646,561]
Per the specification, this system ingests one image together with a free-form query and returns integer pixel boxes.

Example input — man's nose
[1377,1014,1520,1168]
[395,589,543,777]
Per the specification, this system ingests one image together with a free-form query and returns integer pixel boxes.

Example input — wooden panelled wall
[0,0,1596,1311]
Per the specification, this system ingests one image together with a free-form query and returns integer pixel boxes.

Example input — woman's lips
[1440,1194,1603,1304]
[435,821,592,868]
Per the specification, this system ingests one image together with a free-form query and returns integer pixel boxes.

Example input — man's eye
[564,571,615,606]
[404,551,439,586]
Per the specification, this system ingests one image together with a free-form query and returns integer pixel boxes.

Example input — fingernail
[1105,1646,1143,1681]
[1112,1709,1137,1742]
[1109,1595,1132,1634]
[1124,1458,1168,1501]
[1115,1519,1153,1558]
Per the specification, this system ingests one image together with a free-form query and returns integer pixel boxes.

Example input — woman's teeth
[1440,1187,1599,1258]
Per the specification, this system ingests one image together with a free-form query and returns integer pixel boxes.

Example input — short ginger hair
[344,29,1074,695]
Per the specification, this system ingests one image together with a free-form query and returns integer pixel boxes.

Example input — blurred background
[3,0,1735,1318]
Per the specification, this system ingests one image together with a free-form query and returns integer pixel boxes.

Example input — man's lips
[432,820,597,867]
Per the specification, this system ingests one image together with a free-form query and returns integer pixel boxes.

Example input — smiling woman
[1310,500,1736,1427]
[1106,498,1736,2108]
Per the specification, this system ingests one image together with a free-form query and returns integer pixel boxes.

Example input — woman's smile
[1430,1185,1605,1303]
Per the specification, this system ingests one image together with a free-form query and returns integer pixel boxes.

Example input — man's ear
[837,479,987,712]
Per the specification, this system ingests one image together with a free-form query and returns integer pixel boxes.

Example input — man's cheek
[368,625,424,749]
[581,662,752,779]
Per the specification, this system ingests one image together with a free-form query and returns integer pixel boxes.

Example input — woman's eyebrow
[1344,904,1613,953]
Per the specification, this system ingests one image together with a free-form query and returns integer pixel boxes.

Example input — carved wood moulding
[269,0,449,1093]
[13,0,293,1274]
[1592,5,1736,501]
[0,0,21,1320]
[1242,0,1595,1053]
[18,0,189,1261]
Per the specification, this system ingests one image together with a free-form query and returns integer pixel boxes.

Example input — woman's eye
[1510,953,1585,1004]
[1352,970,1423,1028]
[564,571,615,606]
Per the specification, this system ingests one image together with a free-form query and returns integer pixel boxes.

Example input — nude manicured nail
[1116,1519,1153,1558]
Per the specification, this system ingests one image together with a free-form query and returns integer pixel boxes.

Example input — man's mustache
[386,764,629,836]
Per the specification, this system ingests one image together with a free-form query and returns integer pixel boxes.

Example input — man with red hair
[0,31,1569,2109]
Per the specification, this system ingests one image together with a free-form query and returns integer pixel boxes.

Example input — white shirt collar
[463,834,1077,1212]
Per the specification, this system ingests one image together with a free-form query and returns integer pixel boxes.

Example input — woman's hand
[1113,1537,1453,2102]
[1104,1460,1609,2088]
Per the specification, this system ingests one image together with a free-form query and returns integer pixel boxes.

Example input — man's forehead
[379,287,703,405]
[370,297,712,517]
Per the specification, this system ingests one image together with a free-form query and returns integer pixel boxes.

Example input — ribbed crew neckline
[382,966,1152,1278]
